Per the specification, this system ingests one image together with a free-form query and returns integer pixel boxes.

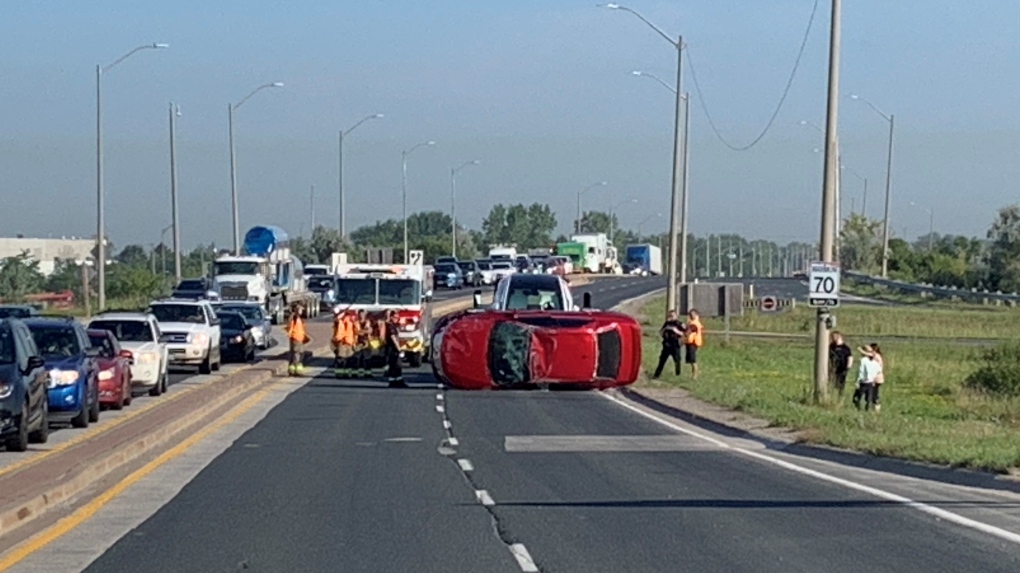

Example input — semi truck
[623,244,663,276]
[570,233,621,274]
[211,226,321,324]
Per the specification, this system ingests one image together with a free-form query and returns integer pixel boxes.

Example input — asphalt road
[30,276,1019,572]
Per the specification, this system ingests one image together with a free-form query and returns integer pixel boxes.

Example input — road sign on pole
[808,261,840,307]
[408,250,424,266]
[760,295,778,312]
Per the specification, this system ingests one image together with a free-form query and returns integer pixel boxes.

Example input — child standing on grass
[853,345,882,410]
[870,343,885,413]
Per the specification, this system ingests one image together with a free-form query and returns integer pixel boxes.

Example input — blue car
[24,318,101,428]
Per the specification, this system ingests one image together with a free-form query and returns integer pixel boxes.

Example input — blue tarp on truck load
[243,226,289,257]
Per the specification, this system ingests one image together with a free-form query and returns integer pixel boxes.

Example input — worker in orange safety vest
[286,302,310,376]
[332,309,358,378]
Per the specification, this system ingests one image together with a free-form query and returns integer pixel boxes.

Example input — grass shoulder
[635,295,1020,472]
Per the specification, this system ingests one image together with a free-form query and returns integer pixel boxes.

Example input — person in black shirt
[828,330,853,397]
[384,310,405,387]
[653,310,685,378]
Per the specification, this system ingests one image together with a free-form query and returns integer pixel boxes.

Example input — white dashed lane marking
[510,544,539,572]
[457,459,474,472]
[475,489,495,507]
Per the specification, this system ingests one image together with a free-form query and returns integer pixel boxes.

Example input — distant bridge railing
[843,270,1020,306]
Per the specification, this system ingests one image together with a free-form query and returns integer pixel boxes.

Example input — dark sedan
[0,319,49,450]
[216,311,255,363]
[457,260,482,287]
[433,263,465,290]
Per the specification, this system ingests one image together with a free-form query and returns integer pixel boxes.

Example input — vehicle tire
[88,388,100,423]
[161,370,169,394]
[149,374,164,397]
[409,352,422,368]
[29,400,48,444]
[199,351,213,375]
[212,348,221,372]
[247,347,256,363]
[6,404,30,452]
[70,403,89,429]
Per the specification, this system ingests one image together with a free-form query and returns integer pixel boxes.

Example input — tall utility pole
[309,185,315,234]
[96,42,168,311]
[451,160,481,257]
[338,114,383,238]
[604,4,685,313]
[704,235,711,278]
[716,235,722,277]
[813,0,842,405]
[738,244,744,277]
[168,102,182,284]
[401,141,436,262]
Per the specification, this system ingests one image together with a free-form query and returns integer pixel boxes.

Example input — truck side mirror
[472,290,482,309]
[582,292,592,309]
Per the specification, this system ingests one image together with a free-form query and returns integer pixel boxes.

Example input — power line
[686,0,821,151]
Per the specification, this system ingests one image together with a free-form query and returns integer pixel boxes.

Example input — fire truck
[332,264,432,368]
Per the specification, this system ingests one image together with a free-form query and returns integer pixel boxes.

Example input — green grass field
[637,296,1020,472]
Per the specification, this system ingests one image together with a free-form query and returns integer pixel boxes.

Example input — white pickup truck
[147,299,223,374]
[488,273,586,312]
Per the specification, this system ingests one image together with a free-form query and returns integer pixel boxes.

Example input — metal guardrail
[844,270,1020,305]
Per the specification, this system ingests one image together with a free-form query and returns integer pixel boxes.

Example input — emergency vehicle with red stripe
[332,264,432,367]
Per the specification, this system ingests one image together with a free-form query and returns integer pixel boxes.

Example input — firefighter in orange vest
[286,302,310,376]
[685,309,704,380]
[332,309,358,378]
[354,310,372,378]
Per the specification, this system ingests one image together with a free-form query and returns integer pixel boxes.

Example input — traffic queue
[0,293,282,453]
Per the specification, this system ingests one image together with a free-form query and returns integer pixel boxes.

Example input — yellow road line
[0,379,281,571]
[0,385,198,480]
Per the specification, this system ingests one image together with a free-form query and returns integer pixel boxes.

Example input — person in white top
[852,345,883,411]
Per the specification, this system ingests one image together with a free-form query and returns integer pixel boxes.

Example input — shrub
[964,343,1020,396]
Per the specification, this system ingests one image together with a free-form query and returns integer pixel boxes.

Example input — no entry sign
[760,296,778,312]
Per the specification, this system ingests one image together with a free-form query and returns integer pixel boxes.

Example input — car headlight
[326,289,335,300]
[0,383,13,399]
[98,369,114,381]
[447,273,456,278]
[49,369,80,386]
[233,335,244,343]
[189,333,209,346]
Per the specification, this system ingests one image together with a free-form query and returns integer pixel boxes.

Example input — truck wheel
[199,351,213,375]
[70,403,89,429]
[88,388,100,423]
[6,404,29,452]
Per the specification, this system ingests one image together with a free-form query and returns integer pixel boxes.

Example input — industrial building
[0,237,95,276]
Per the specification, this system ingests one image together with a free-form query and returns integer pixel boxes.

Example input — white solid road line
[475,489,495,507]
[600,392,1020,546]
[509,543,539,572]
[457,459,474,472]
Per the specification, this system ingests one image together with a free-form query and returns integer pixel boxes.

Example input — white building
[0,237,95,276]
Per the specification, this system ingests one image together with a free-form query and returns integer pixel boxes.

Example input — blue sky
[2,0,1018,248]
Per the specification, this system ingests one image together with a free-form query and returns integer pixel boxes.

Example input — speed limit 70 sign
[808,262,840,307]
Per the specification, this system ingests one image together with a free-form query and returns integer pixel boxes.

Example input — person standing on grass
[828,331,853,397]
[685,309,703,380]
[652,310,685,379]
[853,345,881,410]
[869,343,885,413]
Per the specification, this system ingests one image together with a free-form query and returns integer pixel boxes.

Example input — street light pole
[813,0,842,404]
[96,43,168,311]
[228,82,284,254]
[169,102,182,284]
[402,141,436,262]
[576,181,607,234]
[450,160,480,257]
[605,4,685,313]
[851,94,895,278]
[338,114,383,238]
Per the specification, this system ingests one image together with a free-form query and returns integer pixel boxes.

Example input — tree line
[839,203,1020,292]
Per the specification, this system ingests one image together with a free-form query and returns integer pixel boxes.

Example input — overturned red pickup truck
[430,309,642,390]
